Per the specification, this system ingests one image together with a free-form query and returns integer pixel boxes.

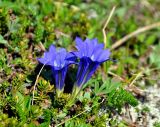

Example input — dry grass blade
[102,6,116,48]
[111,22,160,50]
[108,71,125,82]
[125,71,144,96]
[32,64,45,105]
[129,71,144,87]
[38,42,46,52]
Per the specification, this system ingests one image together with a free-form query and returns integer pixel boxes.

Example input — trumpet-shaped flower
[37,45,75,90]
[70,37,111,87]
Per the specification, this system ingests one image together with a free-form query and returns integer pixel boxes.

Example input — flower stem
[66,85,79,107]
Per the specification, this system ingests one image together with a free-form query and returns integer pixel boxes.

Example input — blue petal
[65,52,78,64]
[86,38,103,57]
[48,45,57,65]
[65,52,76,60]
[74,37,106,59]
[76,57,90,87]
[91,38,98,45]
[84,62,100,82]
[75,37,84,51]
[58,48,67,60]
[37,57,46,64]
[90,49,103,61]
[54,48,67,69]
[49,45,56,53]
[95,43,104,49]
[72,51,82,58]
[76,57,100,87]
[97,49,110,62]
[37,52,52,65]
[83,38,91,56]
[52,66,68,90]
[37,45,57,65]
[86,39,93,57]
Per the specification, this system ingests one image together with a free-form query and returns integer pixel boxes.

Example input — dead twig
[102,6,116,48]
[126,71,144,96]
[111,22,160,50]
[38,42,46,52]
[122,116,137,127]
[108,71,125,82]
[108,70,144,96]
[32,64,45,105]
[129,71,143,87]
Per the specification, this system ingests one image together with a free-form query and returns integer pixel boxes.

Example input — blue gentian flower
[70,37,111,88]
[37,45,75,90]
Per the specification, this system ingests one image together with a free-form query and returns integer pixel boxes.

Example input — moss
[0,9,8,35]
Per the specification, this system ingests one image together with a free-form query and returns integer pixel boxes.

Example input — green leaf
[94,78,120,95]
[107,88,138,112]
[0,34,7,44]
[104,79,120,94]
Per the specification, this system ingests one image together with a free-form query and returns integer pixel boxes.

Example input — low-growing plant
[1,0,159,126]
